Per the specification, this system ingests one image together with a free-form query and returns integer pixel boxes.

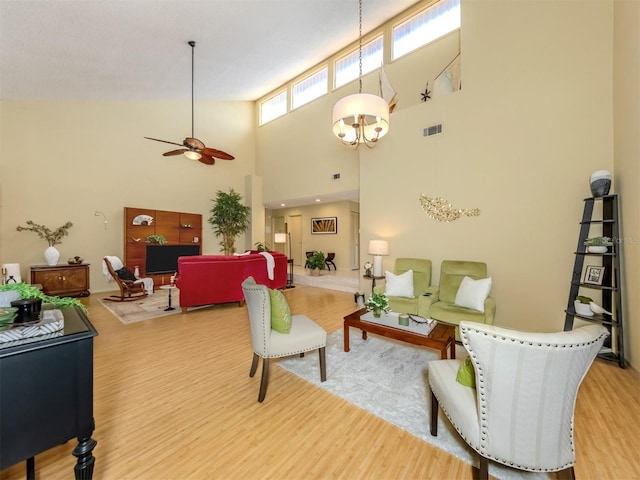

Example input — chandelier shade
[332,93,389,146]
[332,0,389,149]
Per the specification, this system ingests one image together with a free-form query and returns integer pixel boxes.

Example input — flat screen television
[145,245,200,274]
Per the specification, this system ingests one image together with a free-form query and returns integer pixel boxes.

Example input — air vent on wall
[423,124,443,137]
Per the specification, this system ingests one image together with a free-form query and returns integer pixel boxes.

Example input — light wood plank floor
[1,286,638,480]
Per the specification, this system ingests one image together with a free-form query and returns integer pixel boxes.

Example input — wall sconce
[94,211,108,230]
[368,239,389,277]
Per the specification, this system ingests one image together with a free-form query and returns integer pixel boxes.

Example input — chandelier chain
[358,0,363,94]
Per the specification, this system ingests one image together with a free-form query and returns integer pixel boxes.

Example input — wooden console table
[30,263,90,297]
[0,306,98,479]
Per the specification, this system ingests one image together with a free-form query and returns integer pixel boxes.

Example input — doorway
[350,210,360,270]
[288,215,303,266]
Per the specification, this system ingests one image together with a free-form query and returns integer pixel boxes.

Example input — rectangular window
[292,67,328,110]
[335,35,383,89]
[392,0,460,60]
[260,90,287,125]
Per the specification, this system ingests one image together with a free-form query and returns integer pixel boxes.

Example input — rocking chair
[103,257,147,302]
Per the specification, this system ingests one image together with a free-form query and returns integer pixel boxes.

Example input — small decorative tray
[0,309,64,345]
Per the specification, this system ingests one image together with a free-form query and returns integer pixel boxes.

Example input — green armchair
[374,258,433,318]
[427,260,495,339]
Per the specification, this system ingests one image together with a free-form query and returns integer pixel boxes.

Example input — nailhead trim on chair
[454,323,608,472]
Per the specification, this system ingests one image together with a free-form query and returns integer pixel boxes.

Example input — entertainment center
[123,207,203,287]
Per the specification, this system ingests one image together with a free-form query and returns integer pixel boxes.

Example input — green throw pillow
[456,357,476,388]
[269,289,291,334]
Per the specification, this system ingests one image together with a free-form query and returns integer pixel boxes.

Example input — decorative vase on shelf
[372,307,382,318]
[590,170,611,197]
[44,246,60,266]
[587,245,608,254]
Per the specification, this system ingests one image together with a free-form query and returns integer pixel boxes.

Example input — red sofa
[175,252,287,313]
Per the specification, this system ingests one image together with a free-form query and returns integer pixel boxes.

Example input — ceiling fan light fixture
[184,150,202,161]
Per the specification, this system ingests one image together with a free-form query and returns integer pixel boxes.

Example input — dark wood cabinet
[30,263,90,297]
[0,306,98,479]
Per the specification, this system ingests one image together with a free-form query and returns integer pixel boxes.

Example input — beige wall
[613,0,640,367]
[255,1,639,366]
[269,200,359,272]
[0,99,256,293]
[1,0,637,369]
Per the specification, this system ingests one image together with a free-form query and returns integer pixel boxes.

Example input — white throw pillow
[454,276,492,312]
[385,269,414,298]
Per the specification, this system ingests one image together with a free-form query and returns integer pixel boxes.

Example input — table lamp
[274,233,295,289]
[368,240,389,277]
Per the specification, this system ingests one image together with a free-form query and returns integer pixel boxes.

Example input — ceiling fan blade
[202,147,235,160]
[163,149,187,156]
[144,137,184,147]
[199,153,215,165]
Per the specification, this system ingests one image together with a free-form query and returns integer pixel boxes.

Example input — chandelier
[332,0,389,148]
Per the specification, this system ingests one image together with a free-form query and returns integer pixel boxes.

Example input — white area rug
[98,289,181,324]
[278,328,551,480]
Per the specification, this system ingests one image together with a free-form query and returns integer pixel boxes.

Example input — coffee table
[343,308,456,360]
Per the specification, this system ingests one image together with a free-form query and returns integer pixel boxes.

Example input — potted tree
[208,188,251,255]
[306,251,326,276]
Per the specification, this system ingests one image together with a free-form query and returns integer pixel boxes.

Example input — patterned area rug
[278,328,550,480]
[98,289,181,324]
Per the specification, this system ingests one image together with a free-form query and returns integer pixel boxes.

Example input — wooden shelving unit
[123,207,202,287]
[564,195,625,368]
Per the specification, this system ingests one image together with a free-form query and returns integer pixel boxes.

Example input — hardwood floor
[1,285,638,480]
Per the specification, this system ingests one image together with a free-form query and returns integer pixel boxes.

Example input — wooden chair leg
[558,467,576,480]
[430,388,439,436]
[476,456,489,480]
[258,358,270,402]
[249,353,259,377]
[319,347,326,382]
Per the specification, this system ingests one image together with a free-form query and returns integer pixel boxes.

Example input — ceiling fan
[144,41,234,166]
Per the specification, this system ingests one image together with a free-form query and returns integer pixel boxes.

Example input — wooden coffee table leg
[344,323,350,352]
[450,339,456,359]
[362,331,367,340]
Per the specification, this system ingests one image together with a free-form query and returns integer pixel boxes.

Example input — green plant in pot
[574,295,594,317]
[253,242,271,252]
[208,188,251,255]
[306,251,326,275]
[366,292,390,318]
[0,283,87,313]
[146,234,166,245]
[584,236,613,253]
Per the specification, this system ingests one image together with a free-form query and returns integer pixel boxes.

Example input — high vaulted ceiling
[0,0,419,102]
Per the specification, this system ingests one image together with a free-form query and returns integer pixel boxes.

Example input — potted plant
[208,188,251,255]
[145,234,166,245]
[584,236,613,253]
[16,220,73,266]
[574,295,594,317]
[0,282,87,313]
[253,242,271,252]
[306,251,326,276]
[366,292,390,318]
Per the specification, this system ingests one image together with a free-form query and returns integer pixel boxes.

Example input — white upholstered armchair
[241,276,327,402]
[428,320,608,479]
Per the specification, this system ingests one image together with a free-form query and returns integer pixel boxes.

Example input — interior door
[288,215,303,266]
[350,211,360,270]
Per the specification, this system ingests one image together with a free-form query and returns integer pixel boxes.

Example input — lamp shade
[368,240,389,256]
[274,233,287,244]
[332,93,390,144]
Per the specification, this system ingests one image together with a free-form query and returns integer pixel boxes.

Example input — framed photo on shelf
[311,217,337,234]
[584,265,605,285]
